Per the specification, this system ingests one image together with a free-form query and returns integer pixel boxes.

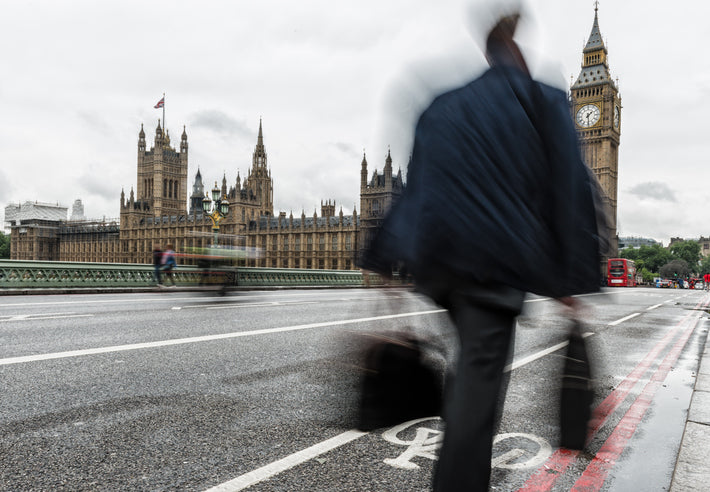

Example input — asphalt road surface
[1,287,707,491]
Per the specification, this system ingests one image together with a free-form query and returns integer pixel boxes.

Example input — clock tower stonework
[571,5,621,255]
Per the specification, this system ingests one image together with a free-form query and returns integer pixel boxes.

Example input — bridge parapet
[0,260,386,289]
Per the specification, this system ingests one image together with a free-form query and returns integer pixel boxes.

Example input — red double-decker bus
[607,258,637,287]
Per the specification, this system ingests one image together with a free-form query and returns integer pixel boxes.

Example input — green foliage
[620,244,671,273]
[639,267,655,284]
[699,255,710,275]
[660,259,690,279]
[670,240,701,272]
[0,232,9,259]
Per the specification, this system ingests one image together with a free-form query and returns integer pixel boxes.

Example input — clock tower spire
[571,4,621,256]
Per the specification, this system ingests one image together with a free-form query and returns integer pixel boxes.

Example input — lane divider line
[608,312,641,326]
[204,430,368,492]
[505,333,594,373]
[0,314,94,322]
[0,309,447,366]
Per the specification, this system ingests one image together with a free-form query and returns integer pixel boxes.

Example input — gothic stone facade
[570,6,621,256]
[10,121,401,270]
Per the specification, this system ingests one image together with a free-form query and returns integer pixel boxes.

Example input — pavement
[3,284,709,489]
[670,315,710,491]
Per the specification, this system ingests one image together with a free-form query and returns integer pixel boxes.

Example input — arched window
[163,179,167,197]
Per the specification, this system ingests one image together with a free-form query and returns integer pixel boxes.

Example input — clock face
[576,104,601,128]
[614,106,620,128]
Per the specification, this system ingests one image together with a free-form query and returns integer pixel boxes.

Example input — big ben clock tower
[571,4,621,255]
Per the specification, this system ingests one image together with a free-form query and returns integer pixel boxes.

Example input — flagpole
[162,92,166,133]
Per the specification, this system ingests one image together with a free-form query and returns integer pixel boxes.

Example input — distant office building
[618,237,660,250]
[69,199,85,221]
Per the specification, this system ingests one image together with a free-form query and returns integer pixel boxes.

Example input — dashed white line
[504,332,594,373]
[204,430,368,492]
[608,312,641,326]
[205,301,318,310]
[646,303,663,311]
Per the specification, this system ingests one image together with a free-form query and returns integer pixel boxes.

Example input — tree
[699,255,710,275]
[660,259,690,279]
[621,244,671,274]
[0,231,9,259]
[670,240,701,273]
[638,267,655,284]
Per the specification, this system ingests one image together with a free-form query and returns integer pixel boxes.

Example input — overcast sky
[1,0,708,245]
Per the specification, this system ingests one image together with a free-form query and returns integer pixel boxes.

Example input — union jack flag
[154,97,164,109]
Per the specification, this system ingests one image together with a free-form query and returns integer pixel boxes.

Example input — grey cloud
[77,111,111,134]
[628,182,677,202]
[77,173,118,202]
[331,142,359,158]
[0,168,12,200]
[189,111,252,139]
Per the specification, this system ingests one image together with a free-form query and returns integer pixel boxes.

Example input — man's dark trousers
[433,285,524,492]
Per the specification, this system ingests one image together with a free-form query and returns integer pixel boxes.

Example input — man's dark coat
[362,65,602,300]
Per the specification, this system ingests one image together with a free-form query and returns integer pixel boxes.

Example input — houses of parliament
[6,7,620,268]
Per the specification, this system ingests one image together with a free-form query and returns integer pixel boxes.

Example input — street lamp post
[202,182,230,247]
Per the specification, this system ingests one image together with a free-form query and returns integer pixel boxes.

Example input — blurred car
[658,279,672,288]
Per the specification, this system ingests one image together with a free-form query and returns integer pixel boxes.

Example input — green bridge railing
[0,260,387,290]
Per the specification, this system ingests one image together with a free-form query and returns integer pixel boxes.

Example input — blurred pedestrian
[360,9,605,492]
[152,243,163,285]
[160,243,177,287]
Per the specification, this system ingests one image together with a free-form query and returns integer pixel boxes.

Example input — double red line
[518,297,709,491]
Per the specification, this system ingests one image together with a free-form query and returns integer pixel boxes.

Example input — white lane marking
[0,314,94,322]
[0,291,382,309]
[646,303,663,311]
[204,430,367,492]
[211,330,596,490]
[0,309,447,366]
[205,301,318,310]
[608,312,641,326]
[504,332,594,373]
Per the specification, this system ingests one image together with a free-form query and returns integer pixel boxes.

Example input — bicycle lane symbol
[381,418,552,471]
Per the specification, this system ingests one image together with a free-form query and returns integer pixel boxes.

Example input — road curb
[670,320,710,491]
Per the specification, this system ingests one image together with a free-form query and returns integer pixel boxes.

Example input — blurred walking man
[360,8,603,491]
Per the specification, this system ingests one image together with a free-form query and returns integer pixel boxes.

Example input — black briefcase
[559,320,594,449]
[357,332,443,431]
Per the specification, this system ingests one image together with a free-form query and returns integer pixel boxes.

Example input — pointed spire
[181,125,187,140]
[139,123,145,138]
[584,3,605,53]
[253,119,267,169]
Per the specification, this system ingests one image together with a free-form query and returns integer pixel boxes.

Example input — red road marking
[517,298,708,491]
[570,314,700,490]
